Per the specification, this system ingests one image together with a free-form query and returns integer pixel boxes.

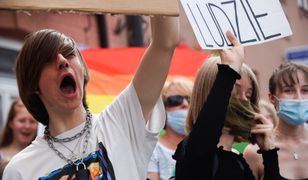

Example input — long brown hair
[186,57,260,141]
[0,100,24,147]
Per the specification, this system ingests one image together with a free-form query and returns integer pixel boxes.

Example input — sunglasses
[164,95,190,107]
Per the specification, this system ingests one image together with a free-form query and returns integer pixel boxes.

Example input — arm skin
[243,144,264,180]
[147,172,159,180]
[132,16,179,122]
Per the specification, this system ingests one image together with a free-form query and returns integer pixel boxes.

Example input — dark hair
[15,29,90,125]
[269,63,308,95]
[0,100,23,147]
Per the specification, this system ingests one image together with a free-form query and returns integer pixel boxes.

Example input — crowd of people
[0,14,307,180]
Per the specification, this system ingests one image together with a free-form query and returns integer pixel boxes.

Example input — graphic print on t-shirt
[39,143,115,180]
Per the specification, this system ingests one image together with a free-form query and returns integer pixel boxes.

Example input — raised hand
[251,113,275,150]
[219,31,245,73]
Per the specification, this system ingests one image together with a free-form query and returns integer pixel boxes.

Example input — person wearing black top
[173,32,280,180]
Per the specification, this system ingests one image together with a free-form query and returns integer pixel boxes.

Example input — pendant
[76,162,89,180]
[69,154,78,162]
[76,169,90,180]
[293,152,299,160]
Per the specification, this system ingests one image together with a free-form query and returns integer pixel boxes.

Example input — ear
[268,93,275,104]
[268,93,278,110]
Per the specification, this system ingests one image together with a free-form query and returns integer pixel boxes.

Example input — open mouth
[21,131,32,137]
[60,75,76,95]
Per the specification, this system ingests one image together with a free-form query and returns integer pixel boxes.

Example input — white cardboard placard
[180,0,292,49]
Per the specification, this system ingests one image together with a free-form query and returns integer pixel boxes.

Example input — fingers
[251,128,272,134]
[251,124,273,134]
[251,124,273,131]
[254,113,272,125]
[226,31,240,47]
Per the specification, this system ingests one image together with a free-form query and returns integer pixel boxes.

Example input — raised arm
[186,32,244,157]
[132,16,179,121]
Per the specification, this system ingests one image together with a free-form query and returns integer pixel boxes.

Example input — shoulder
[8,137,46,165]
[3,156,22,179]
[3,137,47,179]
[243,144,261,161]
[102,83,141,116]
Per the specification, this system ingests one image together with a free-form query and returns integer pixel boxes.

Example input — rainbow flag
[82,47,209,113]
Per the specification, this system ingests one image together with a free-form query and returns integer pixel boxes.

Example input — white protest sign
[180,0,292,49]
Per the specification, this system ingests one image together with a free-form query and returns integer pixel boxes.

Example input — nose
[181,99,190,108]
[24,121,31,129]
[57,54,69,70]
[238,92,248,101]
[294,89,302,99]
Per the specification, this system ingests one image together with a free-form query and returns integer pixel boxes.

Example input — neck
[160,128,185,150]
[218,129,235,151]
[47,105,87,136]
[275,118,308,141]
[4,140,28,157]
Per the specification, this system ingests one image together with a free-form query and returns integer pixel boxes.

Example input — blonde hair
[162,77,194,102]
[186,57,260,135]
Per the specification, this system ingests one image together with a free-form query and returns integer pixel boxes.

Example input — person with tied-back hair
[244,62,308,180]
[173,32,279,180]
[3,16,179,180]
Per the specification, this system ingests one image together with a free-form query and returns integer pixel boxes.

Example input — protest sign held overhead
[0,0,179,16]
[180,0,292,49]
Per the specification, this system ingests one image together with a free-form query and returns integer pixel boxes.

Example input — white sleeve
[101,82,165,134]
[147,144,159,173]
[2,162,22,180]
[96,83,165,173]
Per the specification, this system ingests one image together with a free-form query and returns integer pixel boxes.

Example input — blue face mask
[167,109,188,135]
[276,98,308,126]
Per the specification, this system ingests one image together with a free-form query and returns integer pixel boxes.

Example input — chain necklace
[44,110,92,165]
[44,110,92,143]
[58,133,83,161]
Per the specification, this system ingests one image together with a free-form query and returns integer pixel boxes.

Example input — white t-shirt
[147,142,176,180]
[3,84,165,180]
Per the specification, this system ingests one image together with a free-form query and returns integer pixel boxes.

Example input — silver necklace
[58,133,83,161]
[44,110,92,143]
[44,110,92,165]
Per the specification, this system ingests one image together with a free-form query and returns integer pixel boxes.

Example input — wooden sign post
[0,0,179,16]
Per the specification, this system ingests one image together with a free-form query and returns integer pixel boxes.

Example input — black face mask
[225,97,257,143]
